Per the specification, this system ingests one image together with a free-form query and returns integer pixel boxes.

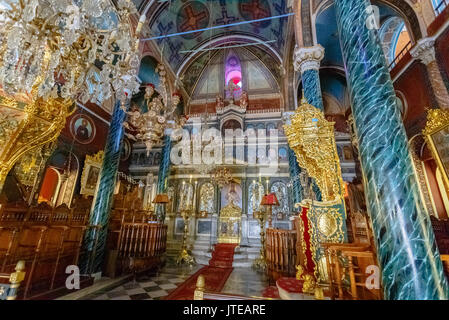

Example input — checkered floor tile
[83,263,202,300]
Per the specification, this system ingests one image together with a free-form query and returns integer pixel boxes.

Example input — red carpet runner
[163,244,237,300]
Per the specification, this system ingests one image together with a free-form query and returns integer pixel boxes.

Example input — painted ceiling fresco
[146,0,290,70]
[182,45,281,98]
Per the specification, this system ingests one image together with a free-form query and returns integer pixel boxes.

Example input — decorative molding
[410,37,436,65]
[293,45,325,73]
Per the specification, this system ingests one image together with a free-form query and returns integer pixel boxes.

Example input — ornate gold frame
[218,202,242,244]
[80,150,104,196]
[423,108,449,193]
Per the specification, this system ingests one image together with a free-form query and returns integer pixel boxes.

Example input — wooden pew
[266,228,296,279]
[0,200,89,299]
[322,211,382,300]
[115,222,167,276]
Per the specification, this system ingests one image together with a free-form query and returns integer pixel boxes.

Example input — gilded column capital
[410,37,436,65]
[293,45,325,73]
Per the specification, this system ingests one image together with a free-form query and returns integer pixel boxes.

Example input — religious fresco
[270,182,288,217]
[199,182,215,213]
[221,183,242,208]
[70,114,96,145]
[248,181,264,217]
[149,0,289,70]
[120,138,132,162]
[178,182,194,211]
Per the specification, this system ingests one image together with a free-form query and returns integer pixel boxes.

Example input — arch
[379,16,411,64]
[55,152,80,208]
[38,167,61,206]
[177,35,282,78]
[178,182,194,212]
[270,181,289,218]
[395,90,409,119]
[248,181,265,218]
[221,117,244,136]
[199,182,215,213]
[313,0,422,42]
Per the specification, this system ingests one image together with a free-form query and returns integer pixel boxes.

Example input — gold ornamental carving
[218,202,241,244]
[0,93,74,190]
[423,108,449,136]
[423,108,449,193]
[284,95,345,202]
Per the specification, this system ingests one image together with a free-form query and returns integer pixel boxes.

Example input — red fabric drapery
[300,206,315,273]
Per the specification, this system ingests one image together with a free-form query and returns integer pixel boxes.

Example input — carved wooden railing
[0,201,89,299]
[266,228,297,278]
[115,222,167,275]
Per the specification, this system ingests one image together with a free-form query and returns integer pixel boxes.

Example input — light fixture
[123,64,188,154]
[0,0,144,103]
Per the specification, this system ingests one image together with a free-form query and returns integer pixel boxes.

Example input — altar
[218,202,242,244]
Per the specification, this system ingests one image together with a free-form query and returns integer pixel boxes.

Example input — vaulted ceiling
[139,0,292,74]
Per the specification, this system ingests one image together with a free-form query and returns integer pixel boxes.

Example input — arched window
[270,182,288,218]
[248,181,264,218]
[225,51,243,100]
[38,167,61,205]
[379,17,411,67]
[199,182,215,214]
[432,0,447,15]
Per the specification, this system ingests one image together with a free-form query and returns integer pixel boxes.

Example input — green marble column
[334,0,448,299]
[82,99,127,274]
[288,148,303,204]
[157,133,172,194]
[156,133,172,222]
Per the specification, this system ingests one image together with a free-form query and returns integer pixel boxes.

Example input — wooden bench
[0,201,89,299]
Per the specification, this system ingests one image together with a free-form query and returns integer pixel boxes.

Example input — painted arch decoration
[148,0,290,70]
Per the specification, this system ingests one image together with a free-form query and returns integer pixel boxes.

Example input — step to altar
[192,239,261,267]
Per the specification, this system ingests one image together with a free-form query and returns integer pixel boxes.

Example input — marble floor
[82,259,271,300]
[222,268,271,297]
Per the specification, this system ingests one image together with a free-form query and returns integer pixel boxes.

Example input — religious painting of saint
[221,183,242,208]
[80,151,103,196]
[120,138,131,162]
[86,166,99,190]
[70,114,96,144]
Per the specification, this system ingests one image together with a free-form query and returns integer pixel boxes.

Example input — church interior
[1,0,449,301]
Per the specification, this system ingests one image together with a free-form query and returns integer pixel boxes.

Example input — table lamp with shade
[253,192,279,271]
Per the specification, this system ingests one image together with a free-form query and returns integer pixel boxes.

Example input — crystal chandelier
[0,0,143,103]
[123,64,188,154]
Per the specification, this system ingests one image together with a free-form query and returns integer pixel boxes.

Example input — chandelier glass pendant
[0,0,143,103]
